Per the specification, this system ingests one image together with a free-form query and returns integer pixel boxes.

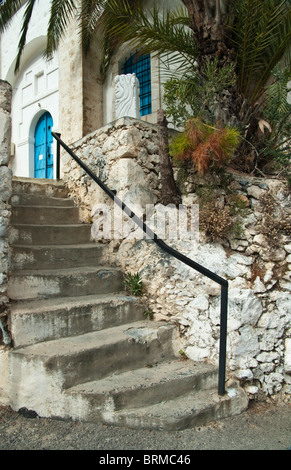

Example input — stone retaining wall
[0,81,12,336]
[62,117,161,219]
[62,117,291,399]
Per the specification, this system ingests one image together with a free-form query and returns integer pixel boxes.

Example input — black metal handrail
[52,131,228,395]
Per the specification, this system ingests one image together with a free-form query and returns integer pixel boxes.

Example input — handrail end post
[53,132,61,180]
[218,282,228,396]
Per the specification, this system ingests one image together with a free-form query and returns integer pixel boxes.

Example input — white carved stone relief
[115,74,140,119]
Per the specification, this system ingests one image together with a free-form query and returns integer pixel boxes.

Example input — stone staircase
[7,177,248,430]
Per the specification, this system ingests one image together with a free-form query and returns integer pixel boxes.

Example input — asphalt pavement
[0,399,290,452]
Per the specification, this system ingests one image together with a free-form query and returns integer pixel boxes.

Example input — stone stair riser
[11,245,107,270]
[10,224,92,246]
[12,178,69,199]
[60,340,173,389]
[13,327,176,390]
[11,297,144,348]
[112,369,218,411]
[11,193,75,207]
[8,268,124,301]
[102,403,218,432]
[100,388,249,431]
[74,368,218,414]
[11,206,80,225]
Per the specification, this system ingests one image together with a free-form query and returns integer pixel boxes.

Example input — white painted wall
[0,0,59,178]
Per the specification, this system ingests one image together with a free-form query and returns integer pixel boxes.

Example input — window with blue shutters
[122,53,152,116]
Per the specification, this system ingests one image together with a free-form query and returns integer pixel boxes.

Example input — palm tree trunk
[157,109,181,206]
[181,0,228,67]
[182,0,245,126]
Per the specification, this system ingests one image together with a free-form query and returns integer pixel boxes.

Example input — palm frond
[15,0,38,72]
[102,0,197,74]
[98,0,143,77]
[79,0,106,54]
[45,0,78,59]
[229,0,291,104]
[266,67,291,114]
[162,5,191,28]
[0,0,24,32]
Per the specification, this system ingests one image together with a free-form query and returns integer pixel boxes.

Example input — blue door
[34,112,54,179]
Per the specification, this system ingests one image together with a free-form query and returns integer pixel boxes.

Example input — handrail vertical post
[218,283,228,395]
[55,132,61,180]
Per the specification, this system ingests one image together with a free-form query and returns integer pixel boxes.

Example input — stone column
[58,18,83,144]
[58,17,104,145]
[0,80,12,345]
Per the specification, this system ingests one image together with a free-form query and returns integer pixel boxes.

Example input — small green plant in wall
[124,272,144,297]
[178,350,188,361]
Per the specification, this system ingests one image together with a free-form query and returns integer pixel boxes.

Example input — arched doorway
[34,112,54,179]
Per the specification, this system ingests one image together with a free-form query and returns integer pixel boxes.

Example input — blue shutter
[122,53,152,116]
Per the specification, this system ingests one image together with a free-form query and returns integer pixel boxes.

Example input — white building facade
[0,0,182,179]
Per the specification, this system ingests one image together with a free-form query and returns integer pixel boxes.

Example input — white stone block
[230,325,260,359]
[235,369,254,380]
[245,385,259,395]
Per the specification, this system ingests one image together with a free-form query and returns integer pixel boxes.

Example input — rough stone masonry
[0,80,12,403]
[0,80,12,340]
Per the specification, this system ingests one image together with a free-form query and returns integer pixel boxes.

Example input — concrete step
[100,385,248,431]
[10,224,92,245]
[10,243,107,270]
[11,205,80,225]
[8,266,124,301]
[12,177,69,199]
[67,360,218,413]
[11,193,75,207]
[11,321,177,389]
[11,294,145,348]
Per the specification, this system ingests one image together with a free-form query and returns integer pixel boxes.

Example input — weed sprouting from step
[143,309,154,320]
[124,272,144,297]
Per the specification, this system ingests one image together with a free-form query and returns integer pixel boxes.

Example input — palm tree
[3,1,290,112]
[103,0,291,169]
[1,0,290,170]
